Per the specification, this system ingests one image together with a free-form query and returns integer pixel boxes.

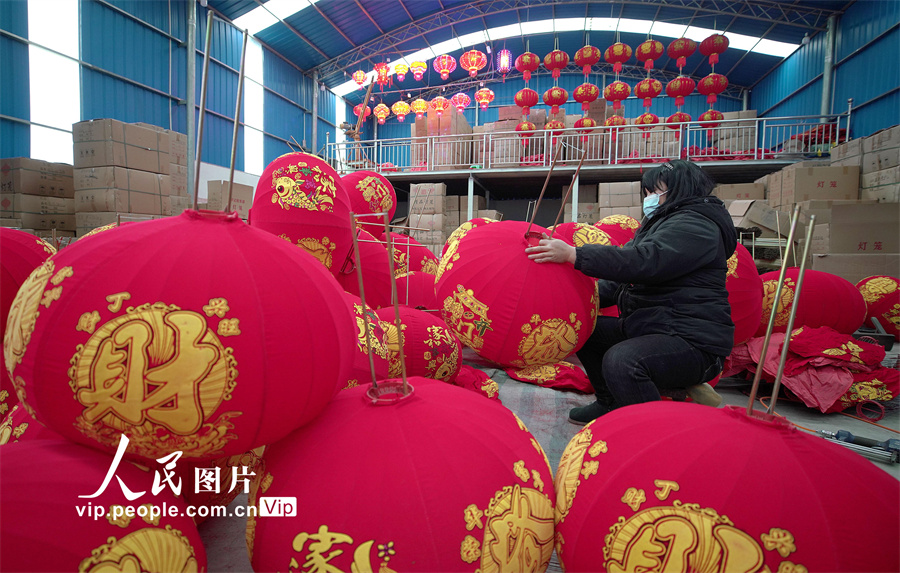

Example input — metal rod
[226,29,249,213]
[348,215,378,388]
[382,213,409,394]
[550,144,590,231]
[291,136,303,152]
[525,141,564,235]
[767,213,816,414]
[746,204,802,415]
[192,10,214,210]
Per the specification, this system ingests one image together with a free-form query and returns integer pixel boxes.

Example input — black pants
[575,316,724,406]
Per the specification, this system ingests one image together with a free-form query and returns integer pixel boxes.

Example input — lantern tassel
[553,69,560,79]
[614,62,622,73]
[583,65,590,76]
[707,94,717,105]
[582,102,589,112]
[524,71,531,82]
[613,101,622,110]
[676,96,684,107]
[677,56,686,68]
[644,60,653,70]
[643,98,651,108]
[710,54,719,66]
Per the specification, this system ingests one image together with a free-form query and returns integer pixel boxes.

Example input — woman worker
[526,160,737,424]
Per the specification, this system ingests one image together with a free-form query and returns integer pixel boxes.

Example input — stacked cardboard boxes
[859,126,900,203]
[766,161,850,211]
[714,183,765,201]
[712,111,758,151]
[135,123,190,215]
[207,181,254,220]
[408,183,447,251]
[0,157,76,236]
[810,203,900,283]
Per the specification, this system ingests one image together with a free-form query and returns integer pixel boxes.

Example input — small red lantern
[514,87,539,116]
[496,48,513,80]
[459,49,487,77]
[666,75,696,107]
[574,117,598,142]
[376,306,462,381]
[698,108,724,127]
[636,39,664,70]
[634,77,662,108]
[516,120,537,146]
[515,51,540,82]
[665,111,692,138]
[394,271,439,311]
[449,92,471,113]
[430,96,451,117]
[391,100,411,122]
[603,42,632,73]
[573,83,599,112]
[373,62,391,90]
[604,114,627,141]
[373,103,390,125]
[433,54,457,80]
[542,86,569,116]
[352,69,367,88]
[394,63,409,82]
[698,72,729,105]
[634,112,660,138]
[353,103,372,119]
[474,87,495,111]
[390,233,439,276]
[336,229,394,310]
[667,37,698,70]
[545,119,566,145]
[543,49,570,79]
[411,98,428,119]
[603,80,631,110]
[574,45,601,77]
[342,170,396,240]
[856,276,899,340]
[700,33,730,66]
[410,61,427,81]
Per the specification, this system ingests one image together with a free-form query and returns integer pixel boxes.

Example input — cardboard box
[827,203,899,253]
[796,200,877,224]
[766,171,782,208]
[169,195,193,216]
[861,184,899,203]
[728,200,800,238]
[459,195,486,213]
[781,166,859,204]
[476,209,503,220]
[74,189,169,216]
[134,123,187,167]
[564,202,601,224]
[443,196,459,212]
[567,184,599,204]
[714,183,765,201]
[75,211,160,236]
[13,212,75,231]
[206,181,254,219]
[409,230,444,244]
[73,119,170,174]
[810,223,829,254]
[498,106,522,121]
[831,139,862,161]
[830,156,862,168]
[0,157,75,198]
[0,194,74,216]
[811,254,900,285]
[409,213,443,233]
[409,183,446,215]
[861,166,900,189]
[599,182,640,208]
[73,167,170,215]
[862,147,900,174]
[862,125,900,153]
[169,164,188,196]
[442,210,460,233]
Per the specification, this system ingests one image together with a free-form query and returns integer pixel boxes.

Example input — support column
[571,173,579,223]
[186,0,196,193]
[821,14,836,117]
[312,69,319,154]
[467,175,475,220]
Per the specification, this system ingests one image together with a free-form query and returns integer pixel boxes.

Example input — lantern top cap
[365,379,415,405]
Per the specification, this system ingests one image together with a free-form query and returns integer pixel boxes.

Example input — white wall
[196,162,261,201]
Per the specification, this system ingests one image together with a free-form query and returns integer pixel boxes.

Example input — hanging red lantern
[603,42,632,73]
[449,92,471,113]
[373,62,391,90]
[352,69,367,88]
[249,378,556,573]
[698,72,729,104]
[543,49,570,79]
[574,117,598,142]
[430,96,451,117]
[700,33,730,66]
[856,276,899,340]
[433,54,457,80]
[573,83,599,112]
[594,214,641,244]
[698,108,724,128]
[394,63,409,82]
[496,48,513,80]
[574,45,601,77]
[435,220,598,368]
[604,114,627,141]
[665,75,696,107]
[667,37,698,70]
[389,233,439,276]
[459,49,487,77]
[411,98,428,119]
[514,87,539,116]
[410,61,427,81]
[727,244,764,345]
[515,51,540,82]
[373,103,390,124]
[665,111,692,138]
[515,120,537,146]
[353,103,372,119]
[336,229,394,310]
[635,39,664,70]
[603,80,631,110]
[395,271,439,311]
[542,86,569,116]
[634,77,662,108]
[474,87,495,110]
[545,119,566,145]
[342,292,391,389]
[375,306,462,381]
[554,402,900,573]
[391,100,411,122]
[341,170,396,240]
[634,112,660,138]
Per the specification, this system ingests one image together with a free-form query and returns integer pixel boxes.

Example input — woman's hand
[526,234,576,264]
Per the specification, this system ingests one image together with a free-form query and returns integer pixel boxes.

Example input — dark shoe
[687,382,723,407]
[568,400,615,425]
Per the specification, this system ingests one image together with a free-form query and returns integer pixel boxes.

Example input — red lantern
[544,119,566,145]
[698,72,729,105]
[394,63,409,82]
[856,276,899,340]
[353,103,372,119]
[336,229,394,310]
[342,292,391,389]
[435,220,597,368]
[604,114,627,141]
[4,210,355,461]
[699,108,724,128]
[395,271,439,311]
[474,87,495,110]
[375,306,462,381]
[411,98,428,119]
[634,112,660,138]
[496,48,513,80]
[430,96,451,117]
[665,111,692,138]
[352,69,367,88]
[514,87,539,116]
[543,49,569,79]
[515,51,540,82]
[249,152,354,277]
[433,54,457,80]
[554,402,900,573]
[634,77,662,108]
[341,170,396,240]
[410,61,427,81]
[449,92,471,113]
[727,244,764,346]
[551,222,616,246]
[574,45,601,77]
[459,49,487,77]
[700,33,730,66]
[389,233,439,276]
[635,39,664,70]
[542,86,569,116]
[603,80,631,110]
[515,120,537,146]
[391,100,411,122]
[573,83,599,112]
[574,117,598,142]
[757,268,867,337]
[373,62,391,90]
[594,214,640,244]
[667,37,698,70]
[603,42,632,73]
[373,103,390,124]
[665,75,695,107]
[441,217,498,260]
[249,378,556,572]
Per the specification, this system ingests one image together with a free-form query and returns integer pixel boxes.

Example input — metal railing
[326,112,850,175]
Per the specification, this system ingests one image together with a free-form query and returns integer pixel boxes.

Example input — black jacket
[574,196,738,357]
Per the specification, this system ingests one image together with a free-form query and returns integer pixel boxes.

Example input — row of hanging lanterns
[354,87,496,124]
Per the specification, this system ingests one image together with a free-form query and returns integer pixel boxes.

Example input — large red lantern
[449,92,471,113]
[393,63,409,82]
[336,229,394,310]
[573,82,599,112]
[727,244,764,346]
[390,233,439,276]
[603,80,631,110]
[249,152,354,277]
[698,72,729,104]
[543,49,569,79]
[353,103,371,119]
[554,402,899,572]
[435,220,597,368]
[410,60,427,81]
[391,100,411,122]
[249,378,556,572]
[373,102,390,124]
[634,77,662,108]
[342,292,391,389]
[341,170,396,240]
[594,214,640,244]
[603,42,632,73]
[375,306,462,381]
[635,39,664,70]
[514,87,539,116]
[433,54,457,80]
[411,98,428,119]
[3,211,355,461]
[757,268,867,337]
[574,45,601,77]
[430,96,451,117]
[373,62,391,90]
[1,440,208,572]
[667,37,698,70]
[666,75,695,107]
[551,222,616,246]
[574,117,598,142]
[441,217,498,259]
[856,275,899,340]
[542,86,569,116]
[459,49,487,77]
[352,69,367,88]
[395,271,439,311]
[700,33,730,66]
[515,51,540,82]
[474,87,495,110]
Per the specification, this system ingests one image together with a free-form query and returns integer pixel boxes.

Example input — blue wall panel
[833,26,899,138]
[263,50,304,105]
[82,68,170,126]
[264,91,304,149]
[752,31,825,116]
[0,34,29,121]
[103,0,172,34]
[835,0,900,61]
[264,133,289,168]
[1,120,30,158]
[0,0,27,38]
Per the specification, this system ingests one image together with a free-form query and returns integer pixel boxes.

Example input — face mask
[642,191,668,217]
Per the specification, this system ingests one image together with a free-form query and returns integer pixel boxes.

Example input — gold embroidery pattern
[80,222,118,239]
[288,526,396,573]
[351,304,390,360]
[78,525,199,573]
[381,321,404,378]
[37,237,56,256]
[270,162,336,212]
[762,528,797,558]
[572,224,613,247]
[436,219,496,280]
[423,325,460,381]
[478,484,555,573]
[555,430,593,523]
[203,298,230,318]
[481,379,499,397]
[761,278,795,327]
[461,535,481,563]
[0,405,27,444]
[510,363,558,383]
[3,260,55,372]
[653,479,679,500]
[532,469,545,493]
[621,487,646,511]
[821,341,866,364]
[600,214,640,231]
[777,561,809,573]
[726,252,739,277]
[420,256,439,276]
[442,285,491,351]
[357,175,392,212]
[581,460,599,479]
[589,441,608,456]
[106,506,133,528]
[76,311,102,334]
[513,314,581,368]
[464,504,484,530]
[859,276,898,303]
[513,460,530,482]
[836,378,894,410]
[392,247,409,276]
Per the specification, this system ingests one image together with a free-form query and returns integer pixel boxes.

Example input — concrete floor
[198,348,899,572]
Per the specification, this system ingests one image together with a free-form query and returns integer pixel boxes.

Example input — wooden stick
[226,29,248,213]
[192,11,214,211]
[549,144,590,231]
[348,214,378,388]
[525,141,564,237]
[382,213,409,394]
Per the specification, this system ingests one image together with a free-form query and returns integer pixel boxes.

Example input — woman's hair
[640,160,716,205]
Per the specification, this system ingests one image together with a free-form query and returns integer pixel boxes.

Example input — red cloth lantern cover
[453,364,501,402]
[341,170,396,240]
[375,306,462,381]
[430,96,451,117]
[373,103,390,125]
[433,54,457,80]
[551,222,616,246]
[826,368,900,414]
[395,271,439,311]
[393,63,408,82]
[573,82,599,112]
[505,360,592,393]
[698,72,729,104]
[459,49,487,77]
[0,403,61,443]
[474,87,495,110]
[435,220,598,368]
[390,100,411,122]
[700,33,730,66]
[441,217,498,259]
[553,402,900,573]
[1,440,208,572]
[756,268,867,337]
[342,292,391,389]
[496,48,513,80]
[603,80,631,110]
[1,228,54,416]
[373,62,391,90]
[514,87,539,116]
[249,378,555,572]
[352,69,366,88]
[515,51,540,82]
[856,275,899,339]
[389,232,439,276]
[449,92,471,113]
[665,75,695,107]
[603,42,632,73]
[727,244,764,346]
[667,37,697,70]
[411,98,428,119]
[336,229,394,310]
[543,49,570,79]
[542,86,569,116]
[635,39,664,70]
[699,108,724,140]
[3,211,355,461]
[594,214,640,244]
[665,111,693,138]
[574,45,601,77]
[353,103,371,119]
[249,152,354,277]
[634,77,662,108]
[410,61,427,81]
